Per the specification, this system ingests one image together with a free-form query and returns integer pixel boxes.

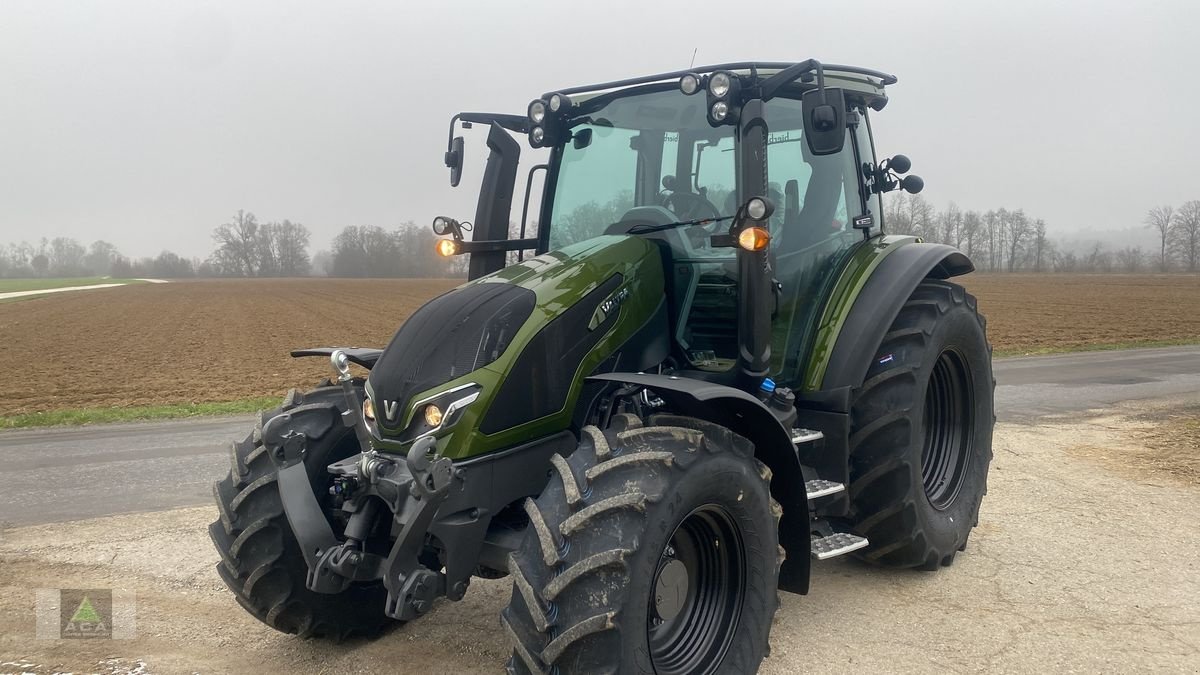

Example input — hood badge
[589,286,630,331]
[382,399,401,422]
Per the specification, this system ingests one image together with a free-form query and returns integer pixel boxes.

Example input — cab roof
[543,61,894,108]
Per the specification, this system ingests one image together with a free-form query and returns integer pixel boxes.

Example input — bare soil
[2,274,1197,415]
[958,273,1200,355]
[1,279,458,415]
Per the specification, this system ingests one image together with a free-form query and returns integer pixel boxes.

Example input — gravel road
[1,349,1198,674]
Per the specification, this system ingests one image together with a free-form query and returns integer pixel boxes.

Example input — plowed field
[1,274,1197,415]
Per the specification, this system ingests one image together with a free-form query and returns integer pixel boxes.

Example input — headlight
[432,216,453,235]
[363,398,376,422]
[746,197,769,220]
[436,239,459,257]
[528,100,546,124]
[710,101,729,122]
[424,404,443,427]
[679,73,700,95]
[530,126,545,146]
[548,93,571,112]
[708,72,732,99]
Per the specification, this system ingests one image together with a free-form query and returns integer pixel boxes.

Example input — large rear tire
[502,415,781,675]
[848,279,994,569]
[209,385,392,638]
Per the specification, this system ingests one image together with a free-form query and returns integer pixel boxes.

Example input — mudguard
[821,242,973,392]
[588,372,813,594]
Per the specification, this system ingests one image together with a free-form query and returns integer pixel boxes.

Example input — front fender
[588,372,812,594]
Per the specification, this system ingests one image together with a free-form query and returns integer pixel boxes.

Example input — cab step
[791,428,824,445]
[804,479,846,500]
[811,532,869,560]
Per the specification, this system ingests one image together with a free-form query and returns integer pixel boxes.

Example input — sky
[1,0,1197,258]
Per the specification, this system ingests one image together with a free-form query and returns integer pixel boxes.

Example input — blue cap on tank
[760,378,776,393]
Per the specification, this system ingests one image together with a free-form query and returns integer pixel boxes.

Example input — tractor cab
[437,61,922,395]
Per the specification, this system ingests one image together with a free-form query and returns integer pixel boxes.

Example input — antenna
[689,48,697,69]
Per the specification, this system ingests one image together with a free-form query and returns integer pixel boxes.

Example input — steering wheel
[661,191,721,222]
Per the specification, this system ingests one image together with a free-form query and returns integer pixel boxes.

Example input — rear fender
[588,372,812,594]
[821,242,973,391]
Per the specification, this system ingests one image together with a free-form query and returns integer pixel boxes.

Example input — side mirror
[445,136,465,187]
[802,87,846,156]
[901,175,924,194]
[883,154,911,174]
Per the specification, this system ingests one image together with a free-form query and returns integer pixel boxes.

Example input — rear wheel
[502,415,781,674]
[208,385,392,638]
[847,279,994,569]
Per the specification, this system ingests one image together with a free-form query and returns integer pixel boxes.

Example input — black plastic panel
[369,283,535,430]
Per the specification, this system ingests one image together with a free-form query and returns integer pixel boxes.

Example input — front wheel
[502,415,781,674]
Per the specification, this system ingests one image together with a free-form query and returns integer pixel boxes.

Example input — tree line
[886,193,1200,273]
[4,198,1198,280]
[0,210,465,279]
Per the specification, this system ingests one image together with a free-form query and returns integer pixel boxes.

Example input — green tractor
[211,60,993,674]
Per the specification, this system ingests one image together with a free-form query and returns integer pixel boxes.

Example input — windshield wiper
[626,214,734,235]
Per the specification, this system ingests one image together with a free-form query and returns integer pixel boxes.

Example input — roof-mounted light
[528,100,546,125]
[547,93,572,113]
[679,73,701,95]
[708,71,733,99]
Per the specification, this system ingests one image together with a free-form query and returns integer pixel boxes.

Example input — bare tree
[1145,205,1174,272]
[211,210,262,276]
[961,210,982,259]
[1115,246,1145,273]
[1032,219,1048,272]
[1171,200,1200,273]
[48,237,88,276]
[1006,209,1032,272]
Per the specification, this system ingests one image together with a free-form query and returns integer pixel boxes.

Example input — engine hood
[365,235,665,460]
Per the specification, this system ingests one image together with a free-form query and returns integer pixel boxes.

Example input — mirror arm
[518,164,549,262]
[758,59,825,102]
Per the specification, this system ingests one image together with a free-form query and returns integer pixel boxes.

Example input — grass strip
[0,277,145,293]
[0,396,281,430]
[993,338,1200,358]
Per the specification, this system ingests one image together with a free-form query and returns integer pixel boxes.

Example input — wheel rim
[646,504,746,675]
[921,348,974,510]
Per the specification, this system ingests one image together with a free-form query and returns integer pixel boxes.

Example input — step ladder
[791,428,824,445]
[810,532,870,560]
[804,479,845,500]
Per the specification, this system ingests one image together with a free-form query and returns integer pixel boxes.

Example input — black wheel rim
[646,504,746,675]
[921,348,974,510]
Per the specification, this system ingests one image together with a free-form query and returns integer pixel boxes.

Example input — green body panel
[368,235,664,460]
[799,234,919,392]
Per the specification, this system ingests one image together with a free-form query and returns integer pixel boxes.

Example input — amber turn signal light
[737,226,771,252]
[436,239,460,257]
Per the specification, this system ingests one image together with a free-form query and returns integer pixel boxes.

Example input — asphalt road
[2,346,1199,528]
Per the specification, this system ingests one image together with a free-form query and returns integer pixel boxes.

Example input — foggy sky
[1,0,1197,259]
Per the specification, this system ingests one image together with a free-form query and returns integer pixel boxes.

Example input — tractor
[210,60,993,674]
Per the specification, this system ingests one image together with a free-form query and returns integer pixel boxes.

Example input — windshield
[547,88,735,253]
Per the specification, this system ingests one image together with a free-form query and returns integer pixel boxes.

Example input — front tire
[209,385,392,638]
[848,279,994,569]
[502,415,781,674]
